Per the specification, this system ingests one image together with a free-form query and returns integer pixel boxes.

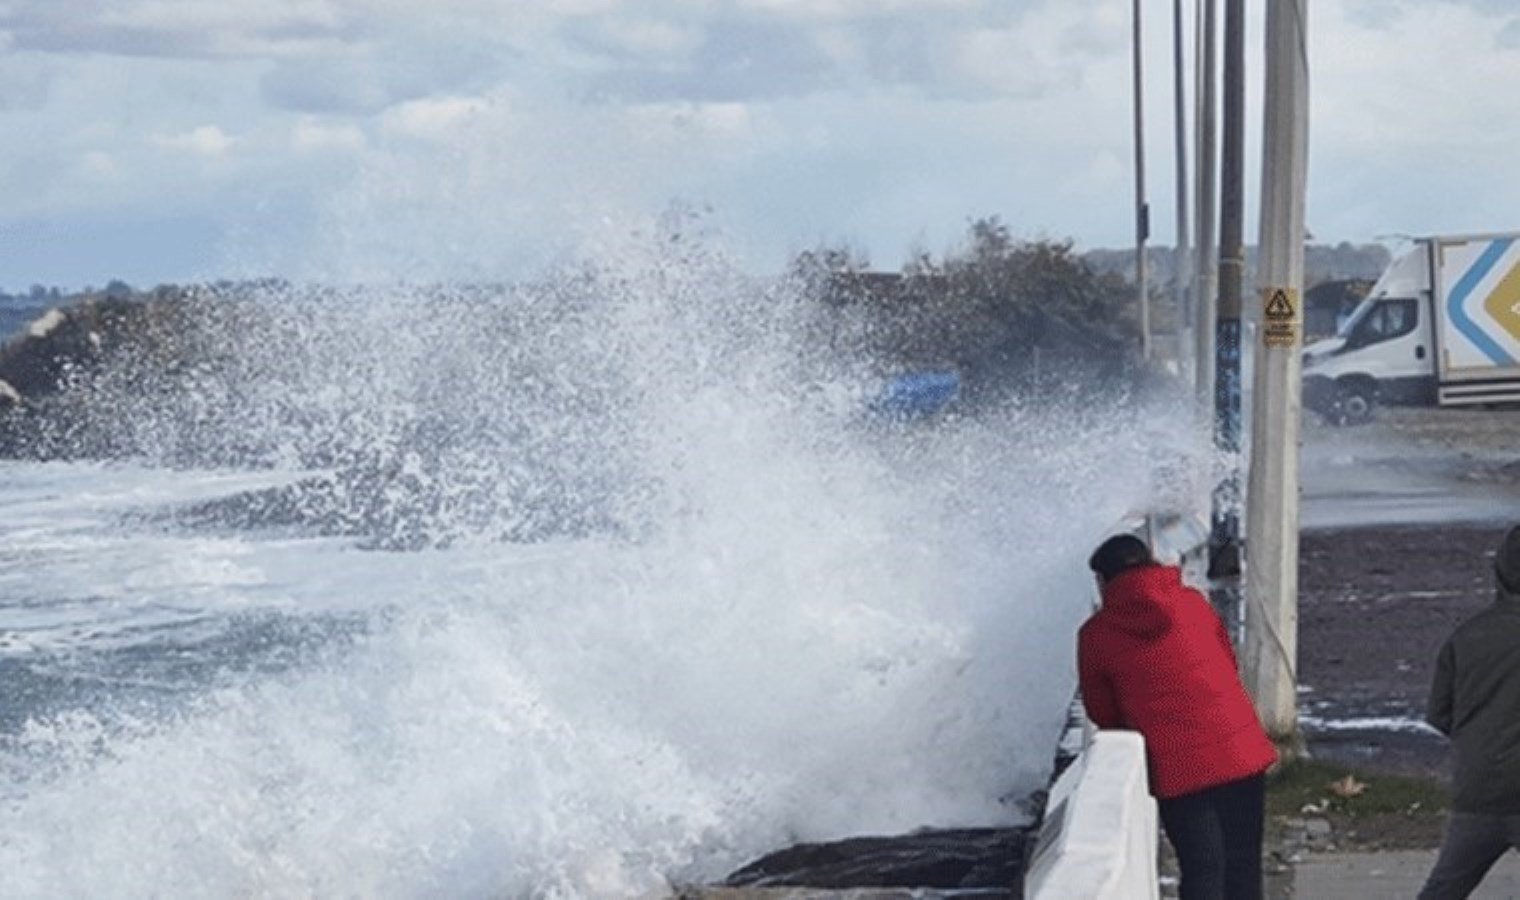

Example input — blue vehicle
[869,370,960,420]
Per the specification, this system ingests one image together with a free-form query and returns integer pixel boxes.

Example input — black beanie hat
[1497,525,1520,592]
[1089,533,1154,582]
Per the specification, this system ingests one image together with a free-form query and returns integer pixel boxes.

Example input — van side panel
[1433,236,1520,387]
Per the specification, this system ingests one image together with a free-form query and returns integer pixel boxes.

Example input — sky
[2,0,1519,290]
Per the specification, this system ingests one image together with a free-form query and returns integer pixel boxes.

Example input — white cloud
[627,100,760,145]
[911,1,1129,100]
[681,101,755,139]
[594,17,702,57]
[2,0,360,58]
[1307,0,1520,241]
[154,125,237,157]
[543,0,620,15]
[1314,2,1520,151]
[8,0,1520,289]
[379,95,491,140]
[735,0,985,21]
[98,0,343,27]
[0,54,53,110]
[290,117,366,152]
[78,150,119,180]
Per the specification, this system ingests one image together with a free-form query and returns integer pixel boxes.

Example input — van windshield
[1335,297,1375,338]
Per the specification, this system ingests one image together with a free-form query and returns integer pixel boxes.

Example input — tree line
[788,216,1142,399]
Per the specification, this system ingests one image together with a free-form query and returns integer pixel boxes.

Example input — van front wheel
[1336,382,1375,425]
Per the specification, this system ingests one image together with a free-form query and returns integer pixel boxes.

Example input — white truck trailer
[1302,232,1520,423]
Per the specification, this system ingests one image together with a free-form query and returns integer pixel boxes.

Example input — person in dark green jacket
[1419,524,1520,900]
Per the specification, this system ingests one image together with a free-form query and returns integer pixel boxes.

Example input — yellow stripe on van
[1485,261,1520,343]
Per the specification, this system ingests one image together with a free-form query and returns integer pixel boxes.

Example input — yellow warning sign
[1261,287,1299,347]
[1264,288,1296,320]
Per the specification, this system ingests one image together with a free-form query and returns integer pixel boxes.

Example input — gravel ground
[1296,521,1504,779]
[1298,405,1520,778]
[1279,403,1520,858]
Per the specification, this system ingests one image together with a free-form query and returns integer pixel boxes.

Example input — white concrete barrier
[1023,730,1158,899]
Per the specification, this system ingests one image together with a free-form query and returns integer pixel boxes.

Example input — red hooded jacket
[1078,563,1277,799]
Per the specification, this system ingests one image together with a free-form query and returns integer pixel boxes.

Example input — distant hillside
[1082,242,1392,289]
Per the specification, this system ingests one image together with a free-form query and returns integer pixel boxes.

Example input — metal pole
[1208,0,1245,632]
[1193,0,1219,413]
[1173,0,1192,380]
[1245,0,1307,746]
[1133,0,1152,361]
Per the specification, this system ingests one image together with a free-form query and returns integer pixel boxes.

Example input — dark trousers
[1418,811,1520,899]
[1158,772,1266,900]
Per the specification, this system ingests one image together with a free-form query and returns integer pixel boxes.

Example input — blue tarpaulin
[870,370,960,419]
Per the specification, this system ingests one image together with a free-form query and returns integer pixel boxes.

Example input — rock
[721,828,1030,895]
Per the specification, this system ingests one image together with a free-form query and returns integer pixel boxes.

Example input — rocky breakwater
[678,828,1033,899]
[0,283,305,461]
[673,705,1090,898]
[0,288,195,457]
[1,297,110,408]
[0,282,661,548]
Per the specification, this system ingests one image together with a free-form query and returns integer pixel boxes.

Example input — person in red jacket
[1079,533,1278,900]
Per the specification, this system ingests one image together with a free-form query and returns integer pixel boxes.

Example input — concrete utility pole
[1193,0,1219,413]
[1133,0,1152,361]
[1208,0,1245,632]
[1173,0,1192,379]
[1245,0,1308,745]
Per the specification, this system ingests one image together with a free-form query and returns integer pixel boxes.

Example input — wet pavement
[1300,407,1520,531]
[1268,849,1520,898]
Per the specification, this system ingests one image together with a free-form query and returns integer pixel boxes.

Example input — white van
[1302,233,1520,423]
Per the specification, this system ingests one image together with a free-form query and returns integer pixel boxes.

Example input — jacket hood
[1098,564,1184,639]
